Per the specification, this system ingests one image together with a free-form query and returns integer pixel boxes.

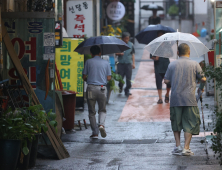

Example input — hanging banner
[66,1,93,38]
[56,38,84,97]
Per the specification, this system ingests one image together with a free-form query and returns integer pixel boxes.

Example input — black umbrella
[141,4,164,11]
[135,24,175,44]
[74,36,130,55]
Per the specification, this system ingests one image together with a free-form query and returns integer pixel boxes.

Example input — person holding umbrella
[150,31,171,104]
[75,36,130,139]
[135,25,175,104]
[149,9,161,25]
[145,31,209,155]
[164,43,206,156]
[140,3,164,25]
[82,45,111,139]
[116,32,135,96]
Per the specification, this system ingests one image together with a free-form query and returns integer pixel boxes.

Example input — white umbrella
[144,31,209,59]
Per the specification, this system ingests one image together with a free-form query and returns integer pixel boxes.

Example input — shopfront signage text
[67,1,93,38]
[56,38,84,97]
[106,2,125,21]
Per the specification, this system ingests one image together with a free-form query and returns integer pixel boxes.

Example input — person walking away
[150,31,171,104]
[116,32,135,96]
[164,43,206,156]
[149,9,161,25]
[82,45,112,139]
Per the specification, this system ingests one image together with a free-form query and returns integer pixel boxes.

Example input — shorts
[170,106,201,135]
[155,73,171,90]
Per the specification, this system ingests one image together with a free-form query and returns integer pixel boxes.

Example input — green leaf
[22,147,29,155]
[48,112,56,120]
[49,120,57,127]
[42,126,48,132]
[13,118,22,121]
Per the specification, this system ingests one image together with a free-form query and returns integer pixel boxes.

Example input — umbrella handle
[176,40,179,59]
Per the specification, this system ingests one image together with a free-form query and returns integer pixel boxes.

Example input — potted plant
[204,64,222,165]
[168,4,179,19]
[100,25,126,103]
[20,104,57,168]
[0,108,36,170]
[107,70,125,103]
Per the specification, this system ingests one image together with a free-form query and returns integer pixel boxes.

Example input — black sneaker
[125,92,132,96]
[119,88,123,93]
[90,134,98,139]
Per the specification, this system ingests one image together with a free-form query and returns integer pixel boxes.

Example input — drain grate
[131,88,167,90]
[63,138,157,144]
[177,166,187,170]
[135,59,152,62]
[122,139,157,144]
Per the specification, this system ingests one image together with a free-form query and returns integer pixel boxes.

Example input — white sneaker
[172,145,183,155]
[99,126,107,138]
[182,149,194,156]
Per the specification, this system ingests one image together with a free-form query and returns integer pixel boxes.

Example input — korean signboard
[2,16,55,112]
[106,2,125,21]
[56,38,84,97]
[216,1,222,8]
[66,1,93,38]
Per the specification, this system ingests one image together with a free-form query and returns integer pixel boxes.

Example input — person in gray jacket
[116,32,135,96]
[82,45,111,139]
[164,43,206,156]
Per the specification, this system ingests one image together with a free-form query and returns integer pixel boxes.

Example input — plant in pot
[0,108,36,170]
[20,104,57,168]
[168,4,179,19]
[107,70,125,103]
[203,64,222,165]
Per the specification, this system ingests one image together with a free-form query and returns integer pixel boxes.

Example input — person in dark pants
[82,45,112,139]
[116,32,135,96]
[150,31,171,104]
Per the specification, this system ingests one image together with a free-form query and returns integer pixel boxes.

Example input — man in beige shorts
[164,43,206,156]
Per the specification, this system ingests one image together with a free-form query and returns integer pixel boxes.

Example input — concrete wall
[162,20,193,33]
[194,0,207,14]
[194,0,214,35]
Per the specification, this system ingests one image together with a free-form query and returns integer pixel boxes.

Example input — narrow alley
[32,43,220,170]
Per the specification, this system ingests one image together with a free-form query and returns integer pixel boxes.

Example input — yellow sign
[56,38,84,97]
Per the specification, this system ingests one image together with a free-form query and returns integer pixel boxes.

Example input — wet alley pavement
[32,42,221,170]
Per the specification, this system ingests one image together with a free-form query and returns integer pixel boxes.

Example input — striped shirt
[164,57,204,107]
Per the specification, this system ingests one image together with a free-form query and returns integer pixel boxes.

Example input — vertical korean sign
[2,16,55,112]
[66,1,93,38]
[56,38,84,97]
